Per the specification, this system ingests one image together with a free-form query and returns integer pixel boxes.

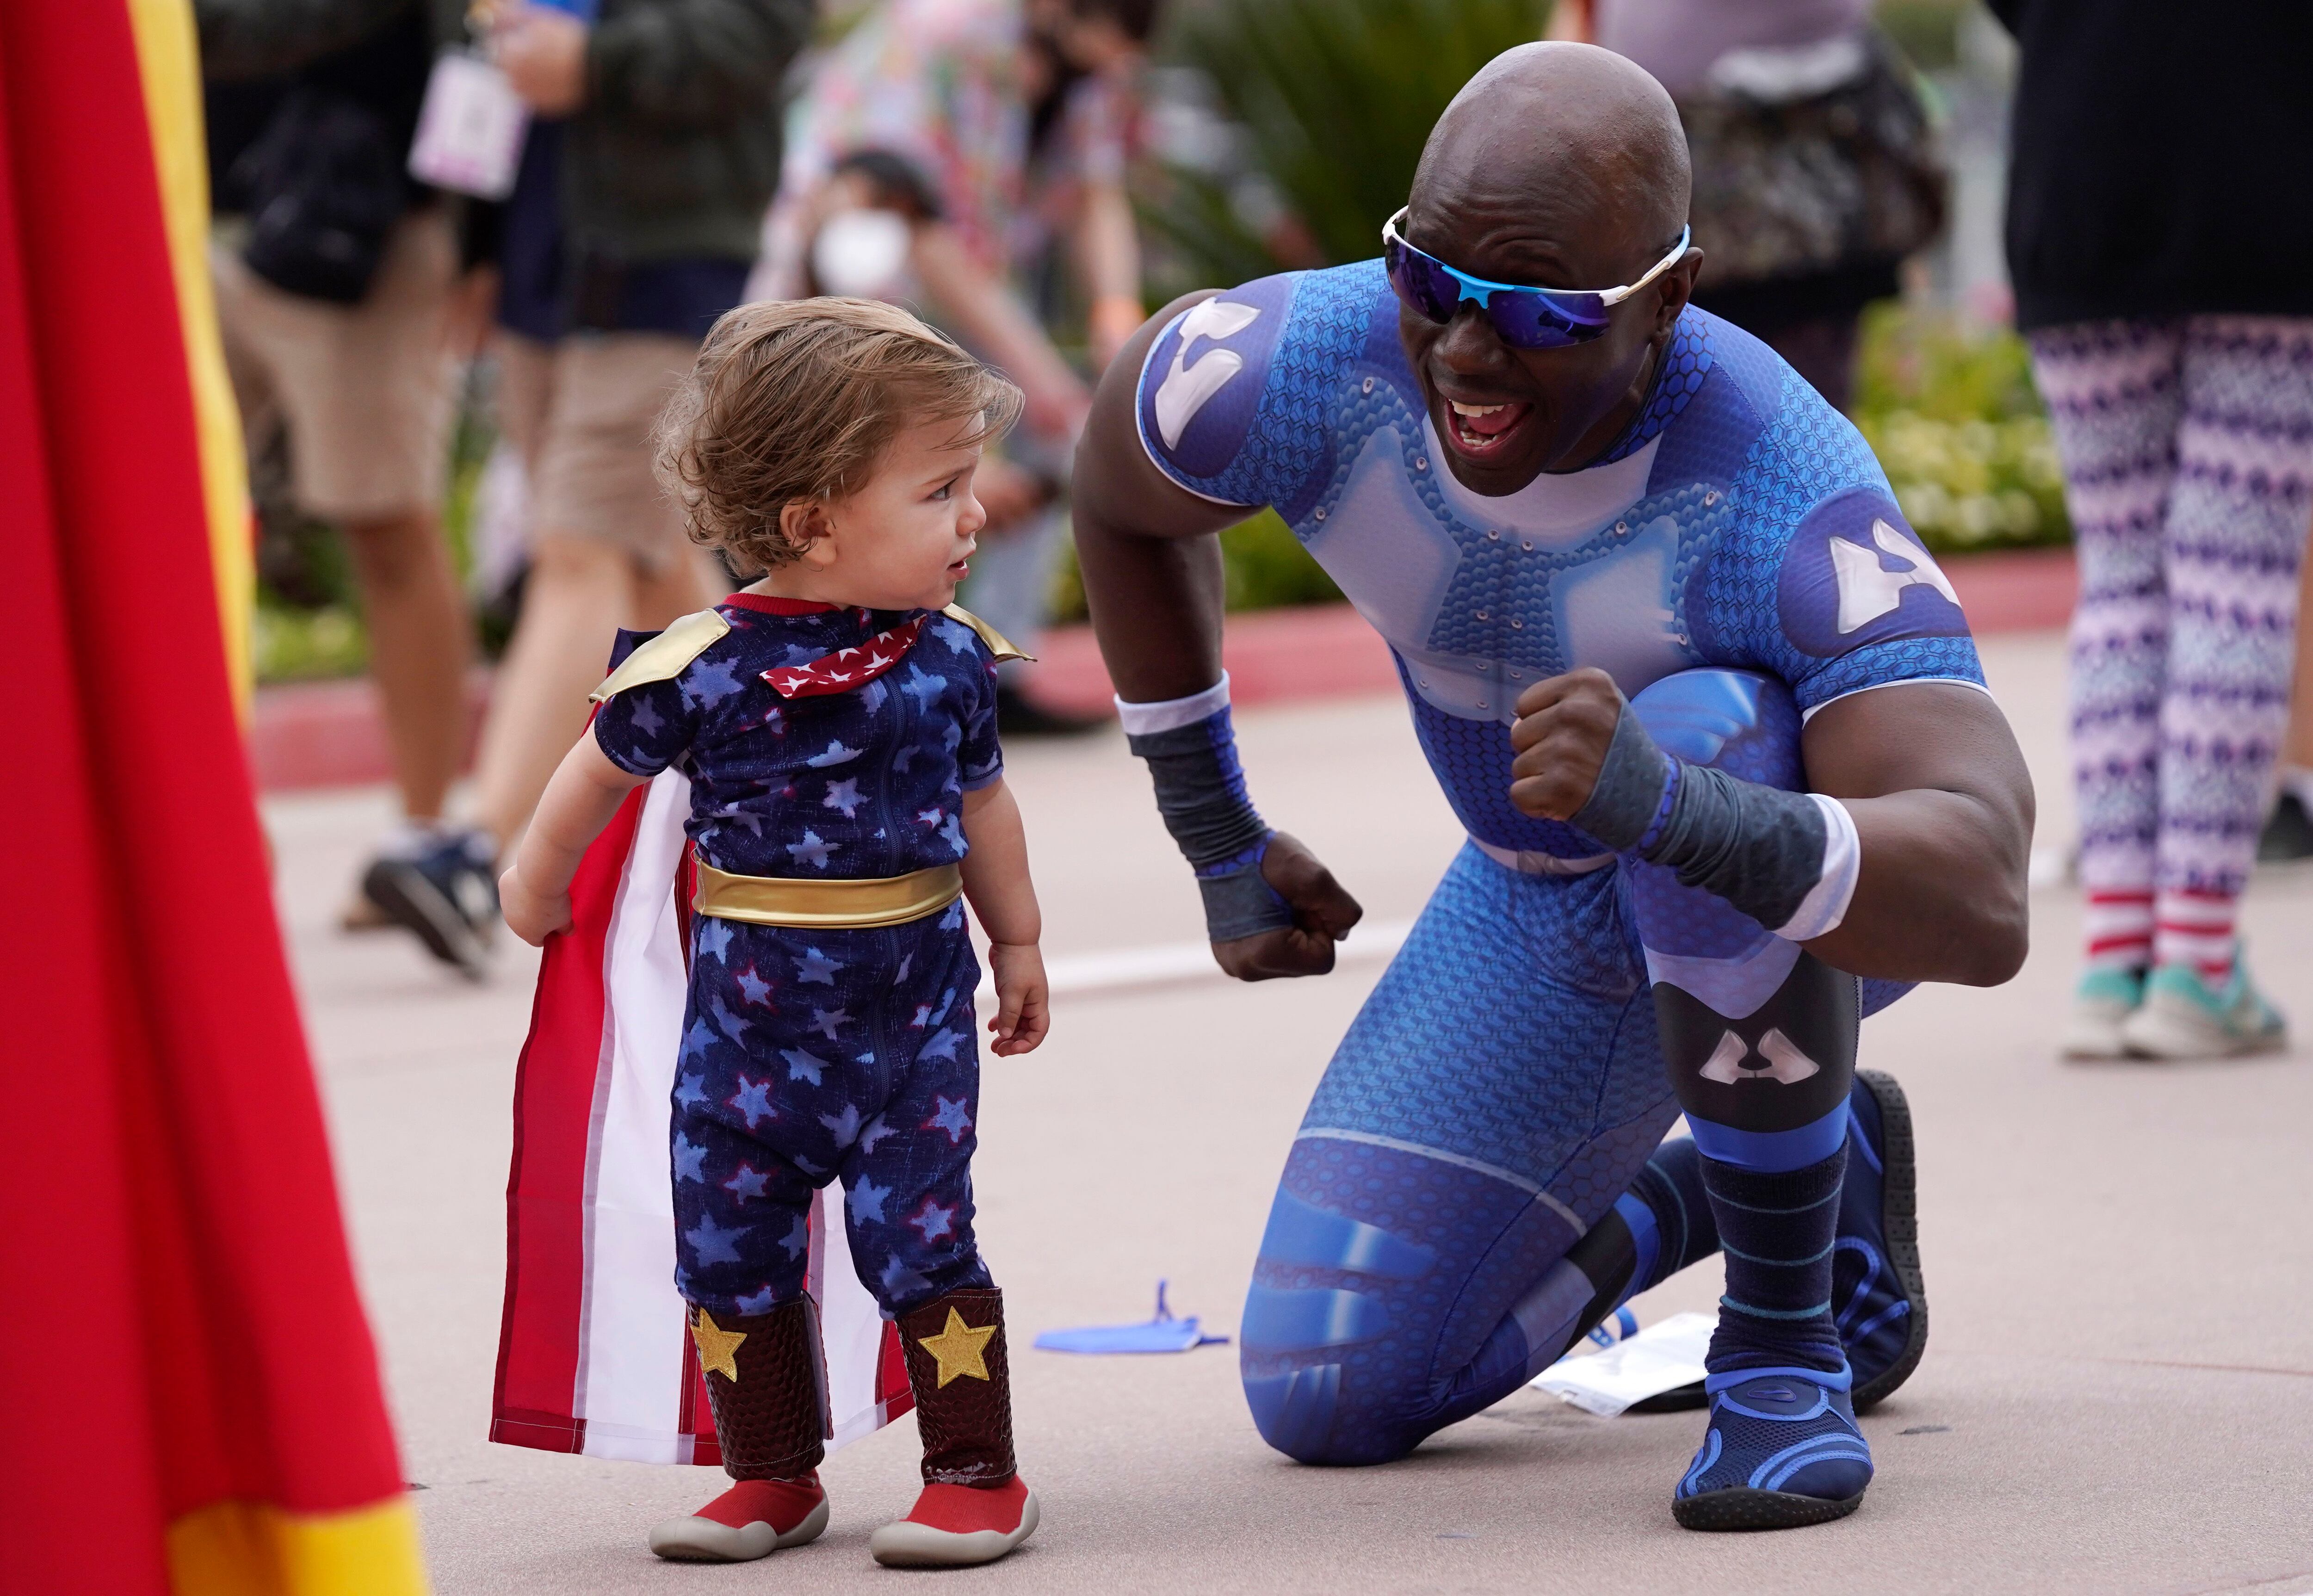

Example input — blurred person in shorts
[761,0,1160,733]
[458,0,810,923]
[201,0,496,966]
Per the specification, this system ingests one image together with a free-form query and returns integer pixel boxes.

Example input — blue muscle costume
[1130,263,1979,1505]
[592,595,1008,1321]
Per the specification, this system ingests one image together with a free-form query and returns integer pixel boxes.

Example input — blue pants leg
[673,900,994,1319]
[1240,846,1679,1465]
[1240,669,1910,1465]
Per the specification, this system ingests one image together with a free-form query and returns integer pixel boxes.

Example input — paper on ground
[1531,1311,1715,1417]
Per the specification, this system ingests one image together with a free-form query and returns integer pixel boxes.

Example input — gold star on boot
[692,1308,748,1382]
[915,1306,996,1386]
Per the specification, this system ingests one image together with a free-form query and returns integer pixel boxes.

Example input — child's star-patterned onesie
[592,594,1006,1319]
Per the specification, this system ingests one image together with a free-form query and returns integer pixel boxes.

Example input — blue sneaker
[1672,1367,1874,1530]
[361,825,499,980]
[1838,1068,1927,1411]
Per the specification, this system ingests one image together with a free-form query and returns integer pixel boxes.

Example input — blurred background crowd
[199,0,2313,1027]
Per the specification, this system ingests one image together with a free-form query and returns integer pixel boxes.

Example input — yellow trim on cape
[588,609,734,703]
[940,604,1033,663]
[126,0,255,711]
[167,1495,429,1596]
[692,859,965,929]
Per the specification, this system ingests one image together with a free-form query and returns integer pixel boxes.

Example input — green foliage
[1851,302,2070,552]
[253,603,369,682]
[1220,510,1345,609]
[1046,508,1342,625]
[1143,0,1551,297]
[1872,0,1970,73]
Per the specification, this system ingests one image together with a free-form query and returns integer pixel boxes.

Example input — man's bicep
[1802,681,2033,822]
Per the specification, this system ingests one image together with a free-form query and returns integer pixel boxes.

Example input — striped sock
[2153,888,2237,983]
[1699,1146,1848,1376]
[1618,1137,1718,1296]
[2084,887,2155,973]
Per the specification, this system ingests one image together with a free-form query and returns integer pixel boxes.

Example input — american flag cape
[491,767,913,1465]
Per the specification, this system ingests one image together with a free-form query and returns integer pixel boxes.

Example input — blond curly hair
[654,297,1025,571]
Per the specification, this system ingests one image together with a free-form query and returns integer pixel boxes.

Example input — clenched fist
[1507,667,1627,821]
[1211,831,1363,980]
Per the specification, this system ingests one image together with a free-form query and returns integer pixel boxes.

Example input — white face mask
[810,209,916,301]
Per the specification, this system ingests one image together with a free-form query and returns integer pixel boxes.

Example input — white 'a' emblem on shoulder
[1828,517,1960,634]
[1153,297,1262,448]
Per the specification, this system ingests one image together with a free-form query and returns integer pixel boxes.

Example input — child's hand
[500,864,572,947]
[985,941,1049,1056]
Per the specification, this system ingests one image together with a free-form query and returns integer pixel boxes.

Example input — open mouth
[946,558,971,580]
[1441,397,1533,459]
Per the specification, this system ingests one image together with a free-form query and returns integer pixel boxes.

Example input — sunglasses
[1382,206,1692,349]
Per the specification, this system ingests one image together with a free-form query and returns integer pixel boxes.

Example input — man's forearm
[1535,674,2031,987]
[1076,518,1229,702]
[1799,683,2034,985]
[1804,789,2030,985]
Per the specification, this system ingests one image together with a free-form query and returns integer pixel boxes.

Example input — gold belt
[691,858,964,930]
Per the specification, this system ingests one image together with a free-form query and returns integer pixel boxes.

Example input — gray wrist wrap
[1197,867,1293,941]
[1127,709,1293,941]
[1573,702,1830,932]
[1569,709,1677,851]
[1125,718,1271,866]
[1642,765,1829,932]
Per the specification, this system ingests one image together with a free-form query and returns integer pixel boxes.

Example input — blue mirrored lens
[1385,234,1610,350]
[1487,291,1608,349]
[1385,238,1460,323]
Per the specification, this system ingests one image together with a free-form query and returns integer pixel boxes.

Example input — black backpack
[231,85,410,304]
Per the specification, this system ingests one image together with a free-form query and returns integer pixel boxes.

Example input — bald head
[1410,42,1688,286]
[1392,44,1701,492]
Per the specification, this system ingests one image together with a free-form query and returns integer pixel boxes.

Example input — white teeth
[1449,401,1507,417]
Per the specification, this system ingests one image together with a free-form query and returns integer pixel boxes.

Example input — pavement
[269,626,2313,1596]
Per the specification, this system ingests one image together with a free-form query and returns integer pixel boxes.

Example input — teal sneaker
[2060,966,2145,1060]
[2120,957,2286,1060]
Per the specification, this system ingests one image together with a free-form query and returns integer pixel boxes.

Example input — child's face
[805,416,990,610]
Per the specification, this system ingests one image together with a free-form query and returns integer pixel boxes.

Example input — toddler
[501,298,1049,1569]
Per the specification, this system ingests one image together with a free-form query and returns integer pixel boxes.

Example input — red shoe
[649,1474,829,1562]
[868,1475,1039,1567]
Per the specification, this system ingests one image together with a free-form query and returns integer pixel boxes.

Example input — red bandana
[760,612,930,699]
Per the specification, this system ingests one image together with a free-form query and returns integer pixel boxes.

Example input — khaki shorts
[493,330,699,572]
[212,208,461,523]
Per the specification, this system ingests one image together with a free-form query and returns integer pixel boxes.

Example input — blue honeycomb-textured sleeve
[1690,384,1986,715]
[1135,261,1391,514]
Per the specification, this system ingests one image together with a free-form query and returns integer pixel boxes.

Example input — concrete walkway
[269,629,2313,1596]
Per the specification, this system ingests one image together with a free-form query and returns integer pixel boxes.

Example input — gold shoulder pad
[588,609,733,703]
[939,603,1035,664]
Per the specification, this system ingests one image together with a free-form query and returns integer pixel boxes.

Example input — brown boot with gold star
[868,1287,1039,1567]
[648,1299,832,1562]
